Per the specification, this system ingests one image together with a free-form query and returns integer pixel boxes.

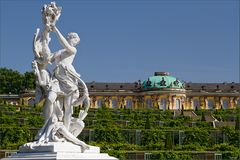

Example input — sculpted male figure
[32,25,64,141]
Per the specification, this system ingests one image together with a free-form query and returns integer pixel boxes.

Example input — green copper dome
[142,72,185,89]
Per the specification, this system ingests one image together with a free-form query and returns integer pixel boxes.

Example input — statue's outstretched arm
[52,26,76,54]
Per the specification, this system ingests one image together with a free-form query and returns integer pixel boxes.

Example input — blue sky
[0,0,239,83]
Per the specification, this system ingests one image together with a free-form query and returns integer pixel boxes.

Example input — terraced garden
[0,103,240,160]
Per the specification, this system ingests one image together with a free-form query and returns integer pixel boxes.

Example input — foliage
[183,128,210,147]
[94,127,124,143]
[208,143,238,151]
[144,114,151,129]
[235,115,240,130]
[222,151,240,160]
[93,107,124,143]
[1,104,240,159]
[90,142,141,151]
[141,129,164,149]
[165,132,174,150]
[150,151,198,160]
[28,116,44,127]
[0,68,35,94]
[222,126,240,147]
[201,111,206,121]
[0,115,15,124]
[177,144,204,151]
[235,107,240,130]
[24,71,36,90]
[107,150,126,160]
[196,121,211,128]
[0,126,32,149]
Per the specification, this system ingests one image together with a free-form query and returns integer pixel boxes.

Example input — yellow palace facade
[6,72,240,110]
[86,72,240,110]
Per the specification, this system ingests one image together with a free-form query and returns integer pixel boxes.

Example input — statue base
[3,142,118,160]
[18,142,99,153]
[3,152,117,160]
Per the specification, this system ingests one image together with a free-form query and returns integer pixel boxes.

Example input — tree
[235,113,240,130]
[181,104,184,115]
[195,106,198,112]
[0,68,35,94]
[145,114,151,129]
[24,71,35,90]
[0,68,24,94]
[165,132,173,150]
[201,111,206,121]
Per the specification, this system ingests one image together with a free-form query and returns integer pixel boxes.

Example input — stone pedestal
[3,142,118,160]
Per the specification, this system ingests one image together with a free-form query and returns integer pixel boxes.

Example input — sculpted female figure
[49,25,82,130]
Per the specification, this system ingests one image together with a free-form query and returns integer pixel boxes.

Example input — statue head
[67,32,80,46]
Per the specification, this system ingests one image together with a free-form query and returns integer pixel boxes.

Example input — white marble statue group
[22,2,90,152]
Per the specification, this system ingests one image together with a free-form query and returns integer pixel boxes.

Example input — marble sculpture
[21,1,90,152]
[4,2,117,159]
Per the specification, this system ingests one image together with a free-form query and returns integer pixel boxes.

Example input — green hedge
[1,104,240,159]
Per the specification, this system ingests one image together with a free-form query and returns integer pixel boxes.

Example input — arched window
[176,99,181,110]
[146,99,153,109]
[222,99,229,109]
[97,99,103,108]
[207,99,214,109]
[111,99,118,109]
[193,99,200,110]
[160,98,167,111]
[126,99,133,109]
